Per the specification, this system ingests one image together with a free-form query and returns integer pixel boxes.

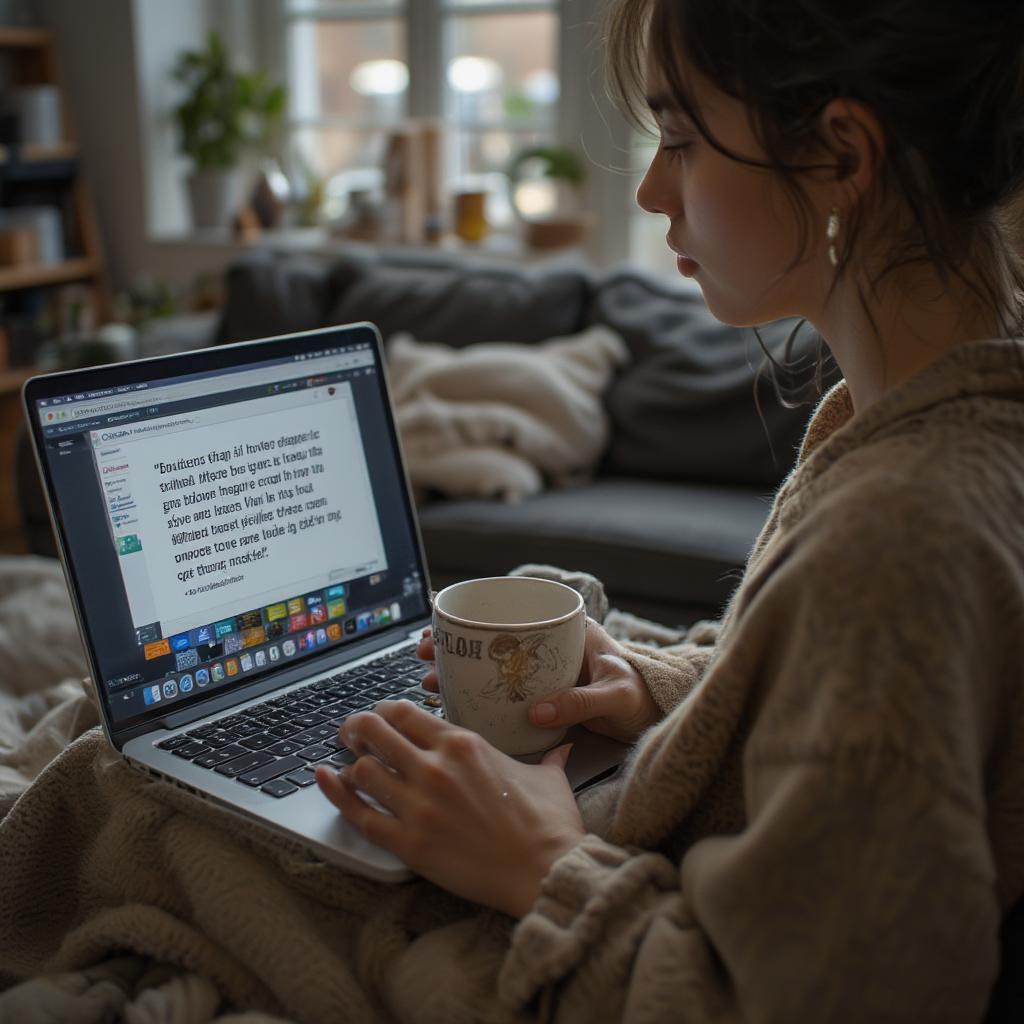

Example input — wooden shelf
[0,26,50,48]
[0,257,96,291]
[0,366,35,394]
[0,142,77,164]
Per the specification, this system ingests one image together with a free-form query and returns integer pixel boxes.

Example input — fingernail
[533,702,556,724]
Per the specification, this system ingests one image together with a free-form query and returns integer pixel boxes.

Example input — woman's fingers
[315,765,406,848]
[416,628,439,690]
[528,652,659,742]
[529,677,623,728]
[340,701,438,774]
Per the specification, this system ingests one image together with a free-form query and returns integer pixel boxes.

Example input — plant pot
[521,213,594,251]
[186,168,245,230]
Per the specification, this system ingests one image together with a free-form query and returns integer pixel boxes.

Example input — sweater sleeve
[499,481,1012,1022]
[616,614,722,716]
[617,642,717,717]
[499,752,999,1023]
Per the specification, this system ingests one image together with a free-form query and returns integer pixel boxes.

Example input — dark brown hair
[606,0,1024,408]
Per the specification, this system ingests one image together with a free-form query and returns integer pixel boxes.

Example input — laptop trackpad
[511,726,628,792]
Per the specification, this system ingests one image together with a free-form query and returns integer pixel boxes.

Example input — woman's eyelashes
[660,139,694,163]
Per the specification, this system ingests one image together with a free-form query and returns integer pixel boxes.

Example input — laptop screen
[27,325,431,731]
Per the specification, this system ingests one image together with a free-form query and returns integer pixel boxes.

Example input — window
[280,0,557,226]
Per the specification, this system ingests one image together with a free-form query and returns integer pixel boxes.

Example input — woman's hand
[416,619,661,744]
[315,700,585,918]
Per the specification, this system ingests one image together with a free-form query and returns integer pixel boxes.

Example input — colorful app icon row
[144,584,348,661]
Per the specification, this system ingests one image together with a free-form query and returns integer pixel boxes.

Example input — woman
[315,0,1024,1017]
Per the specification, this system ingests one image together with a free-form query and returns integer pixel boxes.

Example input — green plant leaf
[170,31,287,171]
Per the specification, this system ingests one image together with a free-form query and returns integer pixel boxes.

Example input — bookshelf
[0,24,109,367]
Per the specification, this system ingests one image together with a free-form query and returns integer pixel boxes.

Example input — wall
[31,0,246,293]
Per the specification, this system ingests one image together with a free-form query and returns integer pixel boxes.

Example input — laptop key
[292,712,331,728]
[172,741,212,759]
[261,778,299,799]
[259,710,293,726]
[203,733,239,749]
[237,754,307,788]
[239,732,276,750]
[330,749,357,767]
[156,734,191,751]
[215,751,274,777]
[293,724,335,744]
[267,721,303,738]
[296,744,334,762]
[285,768,319,787]
[267,738,303,756]
[193,744,248,768]
[376,679,412,695]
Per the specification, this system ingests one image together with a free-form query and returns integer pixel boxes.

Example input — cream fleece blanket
[387,326,629,501]
[0,557,672,1024]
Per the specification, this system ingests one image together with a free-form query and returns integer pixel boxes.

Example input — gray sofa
[18,246,838,626]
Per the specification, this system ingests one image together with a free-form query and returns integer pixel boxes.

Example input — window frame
[251,0,631,265]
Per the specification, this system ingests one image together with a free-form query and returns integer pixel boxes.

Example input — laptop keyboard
[154,646,441,799]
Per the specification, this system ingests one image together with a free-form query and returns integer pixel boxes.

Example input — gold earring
[826,207,840,267]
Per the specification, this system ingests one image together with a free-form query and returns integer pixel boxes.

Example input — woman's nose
[636,151,675,217]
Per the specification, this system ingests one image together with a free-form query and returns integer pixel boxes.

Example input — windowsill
[150,226,589,265]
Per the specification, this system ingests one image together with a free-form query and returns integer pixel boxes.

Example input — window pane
[444,1,553,7]
[445,13,558,126]
[287,1,402,10]
[289,127,387,220]
[287,18,407,122]
[449,128,547,225]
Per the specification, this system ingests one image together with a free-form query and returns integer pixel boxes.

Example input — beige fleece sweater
[500,338,1024,1022]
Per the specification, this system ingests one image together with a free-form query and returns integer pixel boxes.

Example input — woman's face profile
[636,56,828,329]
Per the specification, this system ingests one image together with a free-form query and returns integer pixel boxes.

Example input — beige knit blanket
[388,327,629,501]
[0,557,670,1024]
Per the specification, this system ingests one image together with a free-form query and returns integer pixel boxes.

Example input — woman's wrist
[507,832,583,918]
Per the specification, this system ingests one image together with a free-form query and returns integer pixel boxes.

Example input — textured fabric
[327,254,589,348]
[500,337,1024,1022]
[590,270,842,486]
[418,477,771,624]
[5,340,1023,1021]
[388,326,628,500]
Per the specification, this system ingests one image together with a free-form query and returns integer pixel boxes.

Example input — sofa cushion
[219,248,334,344]
[589,269,840,488]
[417,477,771,624]
[325,250,590,346]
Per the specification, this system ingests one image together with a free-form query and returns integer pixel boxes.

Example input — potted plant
[506,145,593,249]
[172,32,286,229]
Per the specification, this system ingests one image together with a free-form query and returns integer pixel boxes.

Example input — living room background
[18,0,677,295]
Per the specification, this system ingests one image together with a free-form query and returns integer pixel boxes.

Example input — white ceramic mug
[432,576,586,756]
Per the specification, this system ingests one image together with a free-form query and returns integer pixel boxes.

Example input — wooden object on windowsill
[0,225,38,265]
[521,213,593,251]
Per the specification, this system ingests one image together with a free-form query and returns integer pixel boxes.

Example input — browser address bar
[59,350,374,422]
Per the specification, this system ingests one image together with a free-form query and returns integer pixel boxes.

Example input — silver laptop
[24,323,625,881]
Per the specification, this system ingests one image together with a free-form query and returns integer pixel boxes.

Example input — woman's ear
[818,98,885,199]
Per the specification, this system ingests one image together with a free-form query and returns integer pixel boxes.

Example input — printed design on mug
[481,633,562,703]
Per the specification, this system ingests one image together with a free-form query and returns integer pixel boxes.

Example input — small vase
[453,190,488,243]
[186,169,244,230]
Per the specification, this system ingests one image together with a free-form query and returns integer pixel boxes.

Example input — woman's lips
[676,254,699,277]
[668,238,699,277]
